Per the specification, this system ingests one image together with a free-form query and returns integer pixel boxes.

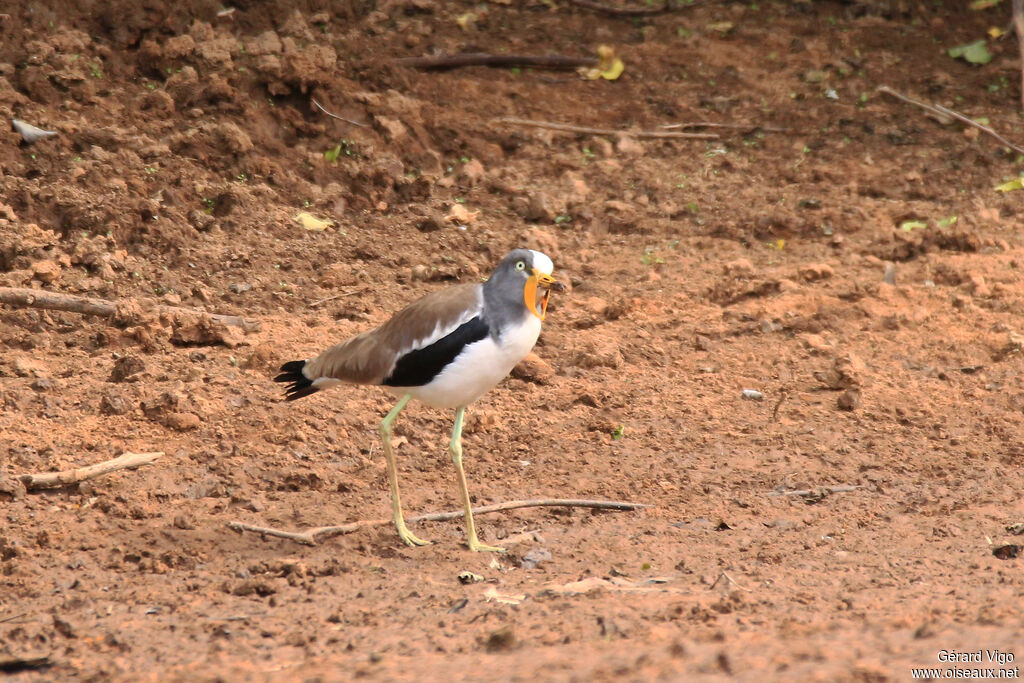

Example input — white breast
[401,315,542,409]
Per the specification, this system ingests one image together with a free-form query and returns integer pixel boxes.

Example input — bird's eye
[515,261,526,271]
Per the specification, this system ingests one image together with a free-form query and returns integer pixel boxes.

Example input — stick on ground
[496,117,718,140]
[19,452,164,491]
[769,484,859,497]
[568,0,716,15]
[0,287,260,332]
[395,53,597,70]
[310,98,367,127]
[877,86,1024,155]
[228,498,650,546]
[1014,0,1024,112]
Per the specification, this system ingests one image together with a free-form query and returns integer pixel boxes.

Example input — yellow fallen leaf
[995,177,1024,192]
[581,45,626,81]
[707,21,734,34]
[988,26,1006,38]
[455,12,477,30]
[296,212,333,231]
[445,203,481,223]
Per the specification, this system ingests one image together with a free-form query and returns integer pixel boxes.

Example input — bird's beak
[524,269,563,321]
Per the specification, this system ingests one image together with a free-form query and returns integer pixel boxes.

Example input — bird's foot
[397,525,431,547]
[467,538,506,553]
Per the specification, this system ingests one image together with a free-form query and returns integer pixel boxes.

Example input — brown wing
[303,283,483,385]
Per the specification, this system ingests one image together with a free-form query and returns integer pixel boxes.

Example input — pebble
[741,389,764,401]
[521,548,553,570]
[798,263,834,281]
[511,352,554,384]
[724,258,755,278]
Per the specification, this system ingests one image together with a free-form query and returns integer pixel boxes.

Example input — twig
[771,390,787,422]
[769,484,859,497]
[228,498,650,546]
[710,571,750,592]
[310,98,367,128]
[877,86,1024,155]
[1014,0,1024,112]
[19,452,164,491]
[395,53,597,70]
[309,289,362,308]
[0,613,26,624]
[568,0,715,15]
[661,121,789,133]
[0,287,260,332]
[495,117,718,140]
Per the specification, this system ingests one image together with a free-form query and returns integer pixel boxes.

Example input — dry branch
[877,86,1024,155]
[661,121,789,133]
[568,0,713,15]
[0,287,260,332]
[395,53,597,70]
[496,117,718,140]
[769,484,859,497]
[1015,0,1024,112]
[228,498,649,546]
[19,452,164,491]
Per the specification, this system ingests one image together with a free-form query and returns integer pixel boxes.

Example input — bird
[275,249,562,552]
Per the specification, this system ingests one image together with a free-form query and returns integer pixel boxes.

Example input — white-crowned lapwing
[275,249,562,552]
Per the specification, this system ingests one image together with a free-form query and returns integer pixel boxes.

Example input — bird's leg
[380,393,430,547]
[450,406,506,553]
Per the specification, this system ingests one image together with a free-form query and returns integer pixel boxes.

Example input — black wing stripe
[383,316,489,387]
[275,359,319,401]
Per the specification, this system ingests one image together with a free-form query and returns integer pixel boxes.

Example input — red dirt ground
[2,0,1024,680]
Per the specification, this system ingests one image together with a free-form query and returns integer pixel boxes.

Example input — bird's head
[488,249,564,321]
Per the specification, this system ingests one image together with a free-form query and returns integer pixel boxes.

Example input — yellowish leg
[380,394,430,547]
[450,406,505,553]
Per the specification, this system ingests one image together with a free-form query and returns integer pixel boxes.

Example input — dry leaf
[581,45,625,81]
[296,212,333,231]
[445,204,480,224]
[483,586,524,605]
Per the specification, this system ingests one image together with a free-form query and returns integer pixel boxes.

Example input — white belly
[400,316,542,409]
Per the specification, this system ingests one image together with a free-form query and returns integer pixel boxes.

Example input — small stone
[109,355,146,383]
[837,386,861,411]
[30,260,62,284]
[511,352,554,384]
[457,159,486,186]
[741,389,764,401]
[99,393,132,416]
[173,514,196,530]
[520,548,552,570]
[966,273,991,297]
[724,258,755,278]
[11,357,47,378]
[814,354,865,390]
[798,263,834,281]
[165,412,201,431]
[514,192,555,223]
[615,135,644,156]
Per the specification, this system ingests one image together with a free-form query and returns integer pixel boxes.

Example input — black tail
[274,360,320,401]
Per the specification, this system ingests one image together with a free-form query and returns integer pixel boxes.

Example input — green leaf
[995,177,1024,192]
[324,145,342,162]
[970,0,1003,9]
[938,215,958,227]
[611,425,625,440]
[948,40,993,65]
[899,220,928,232]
